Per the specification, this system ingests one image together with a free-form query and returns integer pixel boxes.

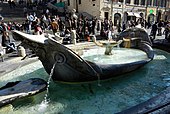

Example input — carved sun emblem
[55,53,66,64]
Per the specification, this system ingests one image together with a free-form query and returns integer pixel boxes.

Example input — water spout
[38,62,57,112]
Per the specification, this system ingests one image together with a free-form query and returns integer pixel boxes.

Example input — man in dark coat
[151,22,158,40]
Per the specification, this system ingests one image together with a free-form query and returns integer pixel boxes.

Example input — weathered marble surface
[0,78,47,107]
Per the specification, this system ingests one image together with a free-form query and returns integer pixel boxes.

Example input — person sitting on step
[1,31,16,53]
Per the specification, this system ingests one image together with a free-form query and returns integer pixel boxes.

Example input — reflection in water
[0,49,170,114]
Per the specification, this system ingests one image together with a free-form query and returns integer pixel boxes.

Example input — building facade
[66,0,170,25]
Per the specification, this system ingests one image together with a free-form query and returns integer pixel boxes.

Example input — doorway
[114,13,121,26]
[104,12,109,20]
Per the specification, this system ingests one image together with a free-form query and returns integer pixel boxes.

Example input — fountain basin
[0,48,170,113]
[0,78,47,107]
[12,28,154,83]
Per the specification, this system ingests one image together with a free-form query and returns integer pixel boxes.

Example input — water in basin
[0,49,170,114]
[81,47,148,64]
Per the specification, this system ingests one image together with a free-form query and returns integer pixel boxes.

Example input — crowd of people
[22,9,170,42]
[150,20,170,41]
[0,2,170,55]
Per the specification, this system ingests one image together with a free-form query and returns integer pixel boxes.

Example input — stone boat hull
[12,28,154,83]
[0,78,47,107]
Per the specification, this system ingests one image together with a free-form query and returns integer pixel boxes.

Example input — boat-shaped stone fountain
[12,27,154,83]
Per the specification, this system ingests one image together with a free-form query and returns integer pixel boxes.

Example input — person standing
[27,13,34,34]
[151,22,158,40]
[34,24,43,35]
[165,22,170,42]
[84,27,90,41]
[0,43,4,57]
[91,18,96,35]
[122,22,126,32]
[117,22,121,33]
[157,21,163,36]
[96,20,100,33]
[65,18,72,31]
[51,19,59,35]
[8,0,12,9]
[77,18,84,41]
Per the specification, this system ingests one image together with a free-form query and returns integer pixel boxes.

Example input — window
[147,0,152,6]
[104,12,109,20]
[114,13,121,26]
[134,0,139,5]
[103,0,109,2]
[153,0,157,6]
[126,0,130,4]
[92,0,96,1]
[164,1,167,7]
[160,0,166,7]
[67,0,70,6]
[118,0,123,3]
[140,0,145,5]
[79,0,81,4]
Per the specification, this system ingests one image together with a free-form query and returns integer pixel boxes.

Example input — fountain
[91,35,123,55]
[0,48,170,113]
[8,28,170,113]
[1,27,170,113]
[12,27,154,83]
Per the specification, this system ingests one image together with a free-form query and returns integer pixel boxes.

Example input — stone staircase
[0,2,41,23]
[0,2,26,22]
